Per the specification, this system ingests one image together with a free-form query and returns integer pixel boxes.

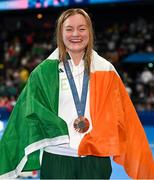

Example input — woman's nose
[72,29,79,36]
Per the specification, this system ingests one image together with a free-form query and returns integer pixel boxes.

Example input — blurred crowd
[95,17,154,63]
[0,10,154,115]
[122,67,154,111]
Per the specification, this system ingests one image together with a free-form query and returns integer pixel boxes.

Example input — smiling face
[62,14,89,55]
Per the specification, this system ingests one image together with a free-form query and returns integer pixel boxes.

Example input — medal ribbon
[64,60,89,117]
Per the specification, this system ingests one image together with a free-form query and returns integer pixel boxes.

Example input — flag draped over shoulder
[0,48,154,179]
[78,51,154,179]
[0,60,69,178]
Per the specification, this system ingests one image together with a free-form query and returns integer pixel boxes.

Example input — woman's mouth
[70,39,82,43]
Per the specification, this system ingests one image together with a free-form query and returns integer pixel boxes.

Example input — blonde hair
[56,8,94,74]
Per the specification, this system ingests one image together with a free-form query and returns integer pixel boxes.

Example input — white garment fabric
[44,57,92,157]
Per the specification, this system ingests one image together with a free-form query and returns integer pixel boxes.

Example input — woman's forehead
[63,14,87,26]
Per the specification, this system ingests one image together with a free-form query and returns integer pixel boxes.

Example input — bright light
[37,13,43,19]
[148,63,154,68]
[0,121,4,132]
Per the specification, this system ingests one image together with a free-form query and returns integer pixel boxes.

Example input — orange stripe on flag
[78,71,154,179]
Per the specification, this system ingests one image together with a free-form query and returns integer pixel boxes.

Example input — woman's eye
[66,29,72,31]
[80,29,86,31]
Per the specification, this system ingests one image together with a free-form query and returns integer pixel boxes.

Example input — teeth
[70,40,81,42]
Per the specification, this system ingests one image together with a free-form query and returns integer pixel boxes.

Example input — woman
[0,8,153,179]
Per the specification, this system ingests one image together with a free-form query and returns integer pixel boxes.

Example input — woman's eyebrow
[64,25,87,28]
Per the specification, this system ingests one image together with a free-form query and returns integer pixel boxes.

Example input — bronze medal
[73,116,90,133]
